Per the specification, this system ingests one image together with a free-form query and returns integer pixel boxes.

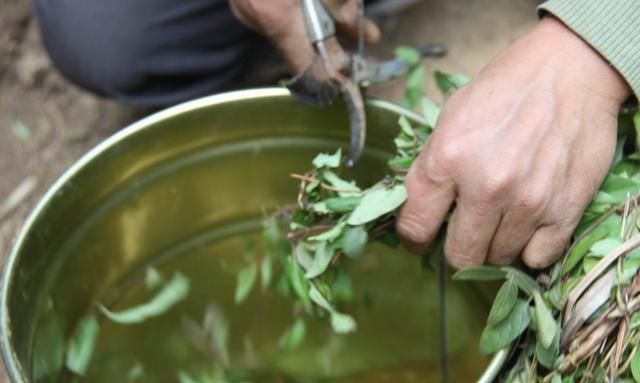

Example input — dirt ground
[0,0,537,381]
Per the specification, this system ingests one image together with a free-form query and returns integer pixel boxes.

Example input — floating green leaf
[312,149,342,168]
[99,272,190,324]
[479,300,531,354]
[452,266,506,281]
[235,264,258,303]
[145,267,164,290]
[347,183,407,225]
[342,226,368,259]
[533,290,556,349]
[65,314,100,376]
[278,319,306,351]
[487,277,518,326]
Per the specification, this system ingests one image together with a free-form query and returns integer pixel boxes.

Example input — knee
[34,0,145,99]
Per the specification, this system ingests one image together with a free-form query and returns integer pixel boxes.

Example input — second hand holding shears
[287,0,445,167]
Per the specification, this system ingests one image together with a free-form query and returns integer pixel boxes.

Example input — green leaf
[388,155,413,170]
[11,120,32,142]
[260,255,272,291]
[347,183,407,225]
[564,224,612,274]
[452,266,506,281]
[127,362,145,381]
[631,349,640,382]
[65,315,100,376]
[617,257,640,285]
[145,267,164,290]
[487,278,518,326]
[322,171,361,197]
[536,323,560,369]
[635,111,640,151]
[325,196,362,213]
[308,284,357,333]
[403,65,425,108]
[285,257,311,310]
[600,173,640,201]
[309,221,347,241]
[278,319,306,351]
[99,272,190,324]
[630,312,640,330]
[342,226,368,259]
[235,263,258,303]
[398,115,414,137]
[305,242,334,279]
[502,267,540,296]
[312,149,342,168]
[421,97,440,128]
[533,290,556,348]
[331,270,353,302]
[590,238,623,256]
[434,70,470,94]
[480,300,531,354]
[330,311,358,334]
[394,46,422,66]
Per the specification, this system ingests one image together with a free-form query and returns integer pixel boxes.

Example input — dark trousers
[35,0,268,107]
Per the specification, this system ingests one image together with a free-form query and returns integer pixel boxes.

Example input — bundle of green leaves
[233,53,640,381]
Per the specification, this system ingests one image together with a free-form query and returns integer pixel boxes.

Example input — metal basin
[0,88,506,382]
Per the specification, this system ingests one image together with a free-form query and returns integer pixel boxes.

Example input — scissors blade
[341,80,366,167]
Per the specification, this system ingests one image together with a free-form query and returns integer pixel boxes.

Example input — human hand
[397,17,631,269]
[229,0,380,72]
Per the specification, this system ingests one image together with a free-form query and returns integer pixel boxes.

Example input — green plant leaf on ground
[99,272,190,324]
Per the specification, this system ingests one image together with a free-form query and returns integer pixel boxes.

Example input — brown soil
[0,0,537,380]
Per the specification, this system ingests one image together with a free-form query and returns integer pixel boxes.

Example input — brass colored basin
[0,88,507,382]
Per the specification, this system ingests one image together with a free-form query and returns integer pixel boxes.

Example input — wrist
[533,16,631,105]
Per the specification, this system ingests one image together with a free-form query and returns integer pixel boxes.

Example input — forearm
[539,0,640,98]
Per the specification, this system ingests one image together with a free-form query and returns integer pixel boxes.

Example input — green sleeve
[539,0,640,98]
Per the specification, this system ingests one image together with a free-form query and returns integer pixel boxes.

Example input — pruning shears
[287,0,445,166]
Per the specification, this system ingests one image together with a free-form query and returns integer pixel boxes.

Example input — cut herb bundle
[235,64,640,381]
